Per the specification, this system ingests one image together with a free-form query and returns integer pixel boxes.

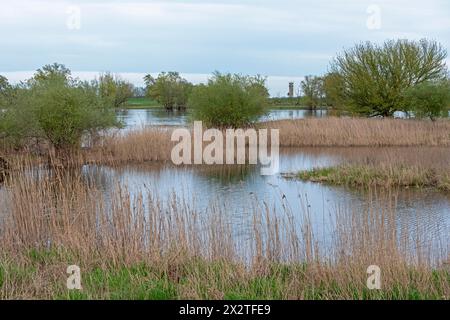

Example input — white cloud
[0,0,448,76]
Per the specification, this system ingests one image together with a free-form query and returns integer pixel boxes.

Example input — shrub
[97,72,134,109]
[301,75,324,110]
[331,39,448,117]
[404,81,450,121]
[189,72,269,128]
[144,72,193,110]
[0,75,11,108]
[0,64,120,155]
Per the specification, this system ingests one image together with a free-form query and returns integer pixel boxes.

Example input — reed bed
[94,127,174,163]
[288,146,450,191]
[295,164,450,191]
[84,118,450,165]
[0,166,448,299]
[2,118,449,166]
[263,118,450,147]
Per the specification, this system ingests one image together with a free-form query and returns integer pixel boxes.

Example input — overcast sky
[1,0,449,95]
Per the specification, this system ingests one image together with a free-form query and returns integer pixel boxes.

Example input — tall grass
[0,164,448,299]
[289,146,450,191]
[95,127,174,163]
[2,118,450,166]
[295,164,450,191]
[80,118,450,165]
[263,118,450,147]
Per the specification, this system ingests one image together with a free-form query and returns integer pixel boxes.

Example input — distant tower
[288,82,294,98]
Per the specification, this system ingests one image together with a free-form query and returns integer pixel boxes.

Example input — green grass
[294,165,450,191]
[62,266,177,300]
[268,104,326,110]
[1,250,448,300]
[123,97,161,109]
[123,97,326,110]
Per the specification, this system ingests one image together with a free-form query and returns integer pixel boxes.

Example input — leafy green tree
[322,72,346,111]
[301,75,324,110]
[173,79,193,110]
[0,75,11,108]
[97,72,134,108]
[0,75,9,91]
[0,84,40,144]
[31,63,72,84]
[144,72,192,110]
[331,39,448,117]
[189,72,269,128]
[0,65,120,156]
[404,81,450,121]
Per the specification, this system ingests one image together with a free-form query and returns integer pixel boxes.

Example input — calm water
[115,108,437,128]
[1,109,448,260]
[79,146,450,258]
[85,109,450,257]
[117,108,327,128]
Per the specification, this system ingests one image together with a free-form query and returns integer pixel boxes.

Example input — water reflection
[117,108,449,128]
[78,147,450,258]
[117,108,328,128]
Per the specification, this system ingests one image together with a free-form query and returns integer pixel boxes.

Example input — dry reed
[84,118,450,165]
[263,118,450,147]
[0,164,448,299]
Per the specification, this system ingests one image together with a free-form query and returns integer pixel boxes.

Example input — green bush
[331,39,448,117]
[0,75,11,108]
[404,81,450,121]
[97,72,134,109]
[0,64,120,153]
[301,75,324,110]
[189,72,269,128]
[144,72,193,110]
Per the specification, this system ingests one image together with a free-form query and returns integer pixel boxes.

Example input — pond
[116,108,440,128]
[1,109,448,262]
[117,108,327,128]
[93,109,450,258]
[79,146,450,260]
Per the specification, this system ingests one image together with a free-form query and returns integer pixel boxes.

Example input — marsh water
[2,108,449,260]
[117,108,327,128]
[90,108,450,258]
[79,146,450,257]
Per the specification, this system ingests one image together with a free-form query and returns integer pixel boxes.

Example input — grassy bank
[123,97,161,109]
[0,165,448,299]
[293,165,450,191]
[268,104,324,110]
[2,251,448,300]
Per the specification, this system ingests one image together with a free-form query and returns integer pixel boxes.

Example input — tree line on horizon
[142,39,450,121]
[0,38,449,160]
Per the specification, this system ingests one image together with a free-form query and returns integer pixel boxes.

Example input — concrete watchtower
[288,82,294,98]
